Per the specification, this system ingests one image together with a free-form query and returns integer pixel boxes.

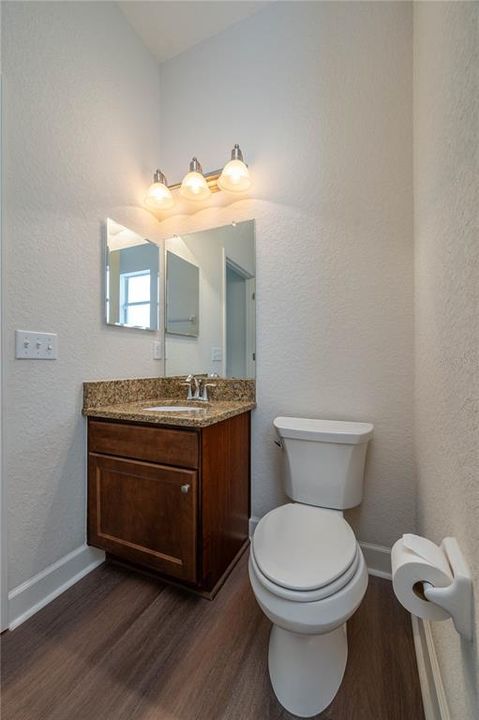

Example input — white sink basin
[143,405,205,413]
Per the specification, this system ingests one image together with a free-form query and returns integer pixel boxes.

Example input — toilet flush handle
[274,439,283,448]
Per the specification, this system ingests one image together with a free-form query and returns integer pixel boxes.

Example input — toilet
[249,416,374,718]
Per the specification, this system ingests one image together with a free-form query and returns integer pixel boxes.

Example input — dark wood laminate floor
[1,554,424,720]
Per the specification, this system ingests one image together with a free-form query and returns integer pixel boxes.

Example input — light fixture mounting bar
[168,169,222,194]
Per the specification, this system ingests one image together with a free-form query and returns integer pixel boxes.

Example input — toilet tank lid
[273,417,373,444]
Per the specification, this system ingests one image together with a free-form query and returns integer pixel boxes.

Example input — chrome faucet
[198,380,216,402]
[183,374,200,400]
[183,374,216,402]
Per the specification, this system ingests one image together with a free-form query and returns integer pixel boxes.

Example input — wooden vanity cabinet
[87,412,250,595]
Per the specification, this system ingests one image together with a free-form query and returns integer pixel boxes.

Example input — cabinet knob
[180,484,190,494]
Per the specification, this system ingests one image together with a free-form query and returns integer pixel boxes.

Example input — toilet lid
[252,504,357,592]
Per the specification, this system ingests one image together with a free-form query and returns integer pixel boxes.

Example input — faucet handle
[200,382,216,402]
[182,375,195,400]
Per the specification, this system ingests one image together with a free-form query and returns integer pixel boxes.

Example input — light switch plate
[16,330,57,359]
[211,346,223,362]
[153,341,162,360]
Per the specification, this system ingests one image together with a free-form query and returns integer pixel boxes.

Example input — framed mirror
[165,220,255,378]
[105,218,160,331]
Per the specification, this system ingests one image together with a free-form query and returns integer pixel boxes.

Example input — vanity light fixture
[180,157,212,201]
[145,145,251,212]
[218,144,252,193]
[144,169,174,210]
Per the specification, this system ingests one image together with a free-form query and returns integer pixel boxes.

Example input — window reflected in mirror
[105,219,160,331]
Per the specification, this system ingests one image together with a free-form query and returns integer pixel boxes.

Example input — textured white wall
[414,3,479,718]
[157,1,416,545]
[2,1,163,589]
[3,0,417,594]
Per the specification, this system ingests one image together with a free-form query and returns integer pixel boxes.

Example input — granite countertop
[82,377,256,428]
[83,398,256,428]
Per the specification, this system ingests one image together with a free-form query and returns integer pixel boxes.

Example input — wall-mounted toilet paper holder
[421,537,473,642]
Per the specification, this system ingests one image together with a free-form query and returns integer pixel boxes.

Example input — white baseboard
[249,517,392,579]
[412,616,451,720]
[359,541,392,579]
[249,516,259,537]
[8,544,105,630]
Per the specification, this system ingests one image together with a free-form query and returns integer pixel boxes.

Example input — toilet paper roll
[391,534,453,621]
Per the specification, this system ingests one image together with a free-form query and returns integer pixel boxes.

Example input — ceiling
[118,1,268,63]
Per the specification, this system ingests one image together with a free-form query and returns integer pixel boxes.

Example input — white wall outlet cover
[211,346,222,362]
[15,330,57,359]
[153,341,162,360]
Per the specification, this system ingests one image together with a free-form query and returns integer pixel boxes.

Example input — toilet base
[268,623,348,718]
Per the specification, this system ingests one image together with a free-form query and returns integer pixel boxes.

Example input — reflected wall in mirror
[166,252,199,337]
[106,218,160,331]
[165,220,255,378]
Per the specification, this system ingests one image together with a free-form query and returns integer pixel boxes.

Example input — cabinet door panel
[88,454,197,582]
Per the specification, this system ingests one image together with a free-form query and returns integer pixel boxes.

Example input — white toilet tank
[273,417,373,509]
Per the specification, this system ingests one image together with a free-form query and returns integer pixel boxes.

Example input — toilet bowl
[249,417,373,717]
[249,503,368,716]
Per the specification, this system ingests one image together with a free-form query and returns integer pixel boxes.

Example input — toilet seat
[252,504,359,602]
[250,547,360,602]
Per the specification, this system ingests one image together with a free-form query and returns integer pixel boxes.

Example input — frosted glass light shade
[144,180,174,210]
[218,159,252,193]
[180,171,211,201]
